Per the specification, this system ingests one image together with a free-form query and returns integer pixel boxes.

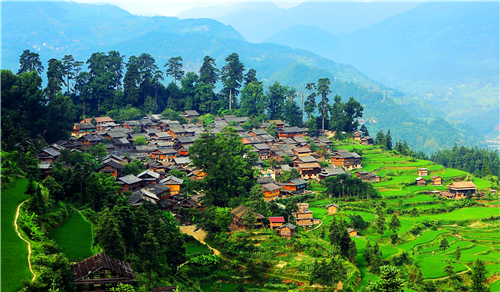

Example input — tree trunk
[229,88,232,110]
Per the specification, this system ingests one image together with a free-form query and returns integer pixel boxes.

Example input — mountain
[262,25,339,60]
[178,1,421,43]
[262,2,499,139]
[1,1,486,153]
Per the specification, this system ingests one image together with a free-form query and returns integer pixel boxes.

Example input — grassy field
[49,212,94,261]
[1,179,32,292]
[185,240,211,256]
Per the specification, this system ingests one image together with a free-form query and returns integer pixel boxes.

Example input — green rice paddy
[49,212,94,261]
[1,179,31,292]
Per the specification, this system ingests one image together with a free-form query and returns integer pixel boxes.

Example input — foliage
[363,265,405,292]
[188,127,258,207]
[323,174,379,199]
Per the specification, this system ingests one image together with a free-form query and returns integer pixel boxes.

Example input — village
[37,111,480,239]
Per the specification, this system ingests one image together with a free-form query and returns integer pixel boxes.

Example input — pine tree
[470,259,490,292]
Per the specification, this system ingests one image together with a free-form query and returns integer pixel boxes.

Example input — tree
[375,130,385,146]
[283,98,302,127]
[28,184,47,216]
[386,130,393,151]
[444,265,454,282]
[456,245,462,261]
[439,238,449,262]
[410,207,420,224]
[133,136,147,146]
[215,207,232,231]
[161,211,186,272]
[45,58,66,98]
[343,97,363,133]
[140,227,161,288]
[199,55,219,85]
[18,49,44,75]
[317,77,331,131]
[370,243,382,274]
[239,81,266,117]
[364,265,405,292]
[306,116,318,136]
[348,240,357,264]
[470,259,490,292]
[94,208,126,260]
[360,124,369,137]
[364,241,373,265]
[165,56,184,85]
[266,81,287,120]
[389,214,401,234]
[188,127,257,207]
[45,94,75,143]
[244,68,258,85]
[221,53,245,110]
[391,233,399,247]
[304,83,316,120]
[376,214,386,241]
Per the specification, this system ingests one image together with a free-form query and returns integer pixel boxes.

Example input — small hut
[431,175,442,186]
[277,223,296,239]
[326,203,339,214]
[71,253,135,292]
[348,228,358,237]
[269,217,285,228]
[418,168,428,176]
[415,177,426,186]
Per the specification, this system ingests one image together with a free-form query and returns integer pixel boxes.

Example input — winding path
[179,225,221,255]
[306,219,323,232]
[14,200,36,282]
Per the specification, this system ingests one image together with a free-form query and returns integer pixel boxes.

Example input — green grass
[414,255,468,278]
[399,230,447,251]
[309,207,328,219]
[403,207,500,224]
[49,212,94,261]
[185,240,211,256]
[1,179,32,292]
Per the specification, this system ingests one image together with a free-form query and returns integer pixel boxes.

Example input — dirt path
[179,225,220,255]
[306,219,322,232]
[14,200,36,282]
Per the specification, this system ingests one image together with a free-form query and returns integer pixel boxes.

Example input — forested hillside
[1,1,487,153]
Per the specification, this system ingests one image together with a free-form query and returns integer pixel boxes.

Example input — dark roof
[253,144,270,151]
[231,205,265,220]
[262,182,281,192]
[161,175,184,185]
[288,178,307,186]
[326,203,339,208]
[278,223,296,230]
[98,160,123,170]
[118,174,142,185]
[75,123,96,130]
[182,110,200,117]
[71,253,135,281]
[280,127,307,134]
[137,169,160,179]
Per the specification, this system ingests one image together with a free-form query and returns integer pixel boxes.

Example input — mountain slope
[0,1,486,153]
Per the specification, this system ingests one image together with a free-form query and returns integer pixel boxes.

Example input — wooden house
[71,253,135,292]
[446,181,477,198]
[282,178,307,194]
[431,175,442,186]
[230,205,265,229]
[330,149,362,170]
[173,157,191,167]
[296,162,321,180]
[112,138,131,150]
[361,136,373,146]
[319,167,348,180]
[39,162,54,179]
[122,120,143,131]
[415,177,426,186]
[418,168,429,176]
[355,170,381,182]
[36,147,60,163]
[97,160,123,178]
[253,144,271,159]
[160,175,184,195]
[262,182,281,202]
[348,228,358,237]
[294,155,317,167]
[77,134,104,147]
[133,145,157,158]
[142,184,171,200]
[248,129,268,136]
[180,110,200,121]
[294,203,314,227]
[326,203,339,214]
[166,127,188,138]
[278,127,307,138]
[137,169,160,186]
[151,149,171,162]
[269,120,285,128]
[277,223,296,239]
[80,116,114,126]
[72,123,96,137]
[117,174,142,192]
[269,217,285,228]
[292,146,312,157]
[353,131,362,141]
[127,189,160,206]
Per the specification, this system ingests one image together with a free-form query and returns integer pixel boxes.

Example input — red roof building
[269,216,285,228]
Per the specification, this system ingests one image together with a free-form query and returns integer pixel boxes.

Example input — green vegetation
[48,212,94,261]
[1,179,31,292]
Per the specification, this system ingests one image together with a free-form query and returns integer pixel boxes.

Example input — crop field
[48,212,94,261]
[309,207,327,219]
[1,179,31,292]
[185,240,211,256]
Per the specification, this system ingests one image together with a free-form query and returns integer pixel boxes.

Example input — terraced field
[48,212,94,261]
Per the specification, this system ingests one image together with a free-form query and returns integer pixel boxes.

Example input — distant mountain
[262,25,339,60]
[1,1,486,153]
[1,1,244,70]
[178,1,421,43]
[261,2,499,138]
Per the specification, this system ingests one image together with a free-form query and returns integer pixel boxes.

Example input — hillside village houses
[39,113,376,228]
